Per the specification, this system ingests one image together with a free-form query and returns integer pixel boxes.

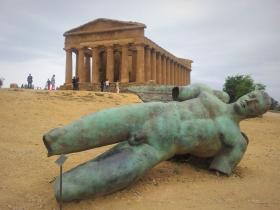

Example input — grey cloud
[0,0,279,100]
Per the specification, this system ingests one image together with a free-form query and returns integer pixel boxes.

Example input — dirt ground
[0,88,279,210]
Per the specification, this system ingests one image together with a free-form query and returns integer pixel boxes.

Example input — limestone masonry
[61,18,193,90]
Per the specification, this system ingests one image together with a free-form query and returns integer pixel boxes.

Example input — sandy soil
[0,88,279,210]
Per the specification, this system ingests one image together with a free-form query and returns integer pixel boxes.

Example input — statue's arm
[172,83,229,103]
[209,133,248,175]
[172,84,209,101]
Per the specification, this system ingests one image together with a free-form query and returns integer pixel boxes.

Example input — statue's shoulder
[198,92,229,116]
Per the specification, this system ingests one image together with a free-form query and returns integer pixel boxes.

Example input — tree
[223,75,265,103]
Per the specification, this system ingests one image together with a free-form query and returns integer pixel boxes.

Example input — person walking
[27,74,33,89]
[105,79,109,92]
[47,79,51,90]
[72,76,76,90]
[76,76,79,90]
[116,81,120,94]
[51,75,56,90]
[100,80,105,92]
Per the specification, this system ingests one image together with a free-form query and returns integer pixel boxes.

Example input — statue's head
[234,90,271,118]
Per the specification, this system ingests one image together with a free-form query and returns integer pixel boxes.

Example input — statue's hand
[209,134,248,175]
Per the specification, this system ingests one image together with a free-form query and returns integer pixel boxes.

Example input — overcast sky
[0,0,279,100]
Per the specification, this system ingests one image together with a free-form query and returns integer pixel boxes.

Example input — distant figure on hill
[27,74,33,89]
[100,80,105,92]
[105,79,109,91]
[0,77,4,88]
[72,76,76,90]
[51,75,56,90]
[47,79,51,90]
[116,81,120,93]
[76,76,79,90]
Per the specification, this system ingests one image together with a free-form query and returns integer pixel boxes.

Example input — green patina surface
[43,84,271,202]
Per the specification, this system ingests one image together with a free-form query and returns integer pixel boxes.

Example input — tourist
[105,79,109,91]
[47,79,51,90]
[72,76,76,90]
[100,80,105,92]
[51,75,56,90]
[0,77,4,88]
[76,76,79,90]
[27,74,33,89]
[116,80,120,93]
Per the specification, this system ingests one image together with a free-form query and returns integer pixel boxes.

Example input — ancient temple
[61,18,193,90]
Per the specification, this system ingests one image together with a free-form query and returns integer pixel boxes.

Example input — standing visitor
[47,79,51,90]
[0,77,4,88]
[72,76,76,90]
[76,76,79,90]
[51,75,56,90]
[116,81,120,94]
[27,74,33,89]
[105,79,109,91]
[100,80,105,92]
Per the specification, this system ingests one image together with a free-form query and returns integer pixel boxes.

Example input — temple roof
[64,18,146,36]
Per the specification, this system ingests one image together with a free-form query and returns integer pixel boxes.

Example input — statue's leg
[43,103,167,156]
[54,141,167,202]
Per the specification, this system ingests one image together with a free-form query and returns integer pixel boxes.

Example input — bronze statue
[43,84,271,202]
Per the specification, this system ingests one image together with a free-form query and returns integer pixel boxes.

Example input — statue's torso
[172,93,240,157]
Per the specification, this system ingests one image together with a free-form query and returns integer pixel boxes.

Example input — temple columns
[171,61,174,85]
[162,55,166,84]
[166,58,170,85]
[85,55,91,82]
[92,47,100,83]
[106,45,114,82]
[65,49,72,84]
[135,44,145,83]
[156,53,162,84]
[151,49,156,81]
[145,47,151,82]
[175,63,179,85]
[120,44,129,83]
[65,43,191,89]
[78,48,86,82]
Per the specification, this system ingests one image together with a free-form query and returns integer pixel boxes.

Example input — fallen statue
[43,84,271,202]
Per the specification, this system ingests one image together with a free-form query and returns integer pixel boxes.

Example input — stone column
[171,60,174,85]
[65,49,72,84]
[85,55,91,82]
[182,66,185,85]
[166,58,170,85]
[144,46,151,82]
[178,65,181,85]
[135,44,145,83]
[156,53,162,84]
[175,63,178,86]
[92,47,100,83]
[179,64,183,85]
[75,51,78,77]
[120,44,129,83]
[173,62,176,85]
[162,55,166,85]
[131,51,137,82]
[151,49,156,82]
[78,48,86,82]
[187,69,191,84]
[182,67,185,85]
[106,45,114,82]
[184,68,187,85]
[183,67,185,85]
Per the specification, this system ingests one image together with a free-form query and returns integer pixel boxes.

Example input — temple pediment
[64,18,146,36]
